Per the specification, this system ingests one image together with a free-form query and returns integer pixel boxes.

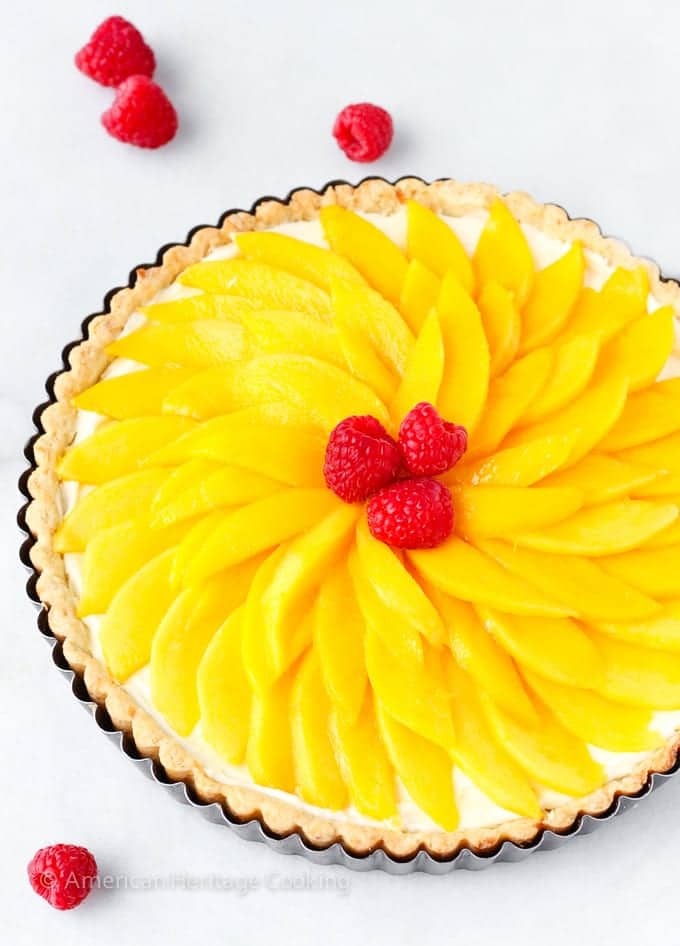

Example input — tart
[25,178,680,861]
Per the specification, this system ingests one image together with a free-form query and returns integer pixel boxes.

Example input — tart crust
[24,177,680,861]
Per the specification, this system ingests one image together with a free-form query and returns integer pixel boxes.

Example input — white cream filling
[60,208,680,833]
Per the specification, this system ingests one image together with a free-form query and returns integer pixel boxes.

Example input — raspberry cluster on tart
[26,178,680,860]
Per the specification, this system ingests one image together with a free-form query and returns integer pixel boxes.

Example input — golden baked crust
[24,176,680,862]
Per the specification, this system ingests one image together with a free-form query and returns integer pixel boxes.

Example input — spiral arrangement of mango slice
[56,198,680,830]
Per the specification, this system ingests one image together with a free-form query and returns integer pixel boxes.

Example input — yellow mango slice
[161,365,249,419]
[320,205,408,306]
[599,306,675,392]
[365,628,455,749]
[593,630,680,708]
[55,468,168,552]
[197,608,252,764]
[599,386,680,452]
[479,538,660,621]
[106,321,247,368]
[446,660,542,819]
[406,200,474,293]
[236,353,390,431]
[455,434,575,488]
[241,545,289,691]
[376,703,459,831]
[562,265,649,342]
[523,670,661,753]
[477,282,520,377]
[600,544,680,599]
[399,259,440,334]
[478,608,603,689]
[429,589,537,724]
[140,293,266,323]
[330,277,414,377]
[465,348,553,460]
[99,548,176,681]
[616,430,680,476]
[184,488,339,586]
[151,458,222,517]
[541,454,660,507]
[473,198,534,306]
[179,258,331,317]
[291,650,349,809]
[453,486,583,539]
[330,696,397,821]
[409,537,573,618]
[519,242,584,352]
[247,667,296,792]
[390,309,444,421]
[593,601,680,651]
[57,417,195,484]
[73,367,195,419]
[632,472,680,499]
[186,554,267,629]
[481,695,605,796]
[152,466,280,527]
[436,271,490,430]
[515,500,678,556]
[171,508,229,587]
[239,309,343,366]
[519,335,600,426]
[315,563,367,725]
[355,517,446,646]
[234,230,364,290]
[645,517,680,548]
[334,307,398,404]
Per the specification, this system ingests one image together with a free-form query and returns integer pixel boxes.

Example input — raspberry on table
[27,844,98,911]
[75,16,155,87]
[333,103,394,162]
[367,477,454,549]
[101,75,178,149]
[398,402,468,477]
[324,414,401,503]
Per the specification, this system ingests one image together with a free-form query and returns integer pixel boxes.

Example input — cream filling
[60,208,680,833]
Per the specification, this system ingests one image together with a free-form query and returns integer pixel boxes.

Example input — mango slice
[519,242,584,352]
[406,200,474,293]
[479,538,660,621]
[55,468,168,552]
[399,259,440,334]
[106,321,247,368]
[600,544,680,599]
[436,271,490,431]
[599,306,675,392]
[523,670,661,753]
[241,546,289,691]
[409,537,573,618]
[234,230,364,290]
[161,365,249,420]
[334,307,398,404]
[599,386,680,452]
[477,282,520,377]
[151,458,222,516]
[291,650,349,809]
[446,660,542,819]
[179,258,331,317]
[152,466,280,527]
[240,309,343,365]
[519,334,600,426]
[390,309,444,421]
[514,500,678,556]
[187,554,267,629]
[330,696,398,821]
[73,367,195,419]
[365,628,455,749]
[99,548,176,681]
[376,703,459,831]
[57,417,195,484]
[171,508,230,587]
[141,292,266,323]
[593,601,680,651]
[453,486,583,539]
[632,472,680,499]
[247,667,296,792]
[562,265,649,342]
[616,430,680,476]
[183,488,339,586]
[478,608,603,689]
[455,434,575,488]
[541,454,660,507]
[473,198,534,306]
[593,631,680,708]
[315,563,367,725]
[645,518,680,548]
[197,608,252,764]
[320,205,408,306]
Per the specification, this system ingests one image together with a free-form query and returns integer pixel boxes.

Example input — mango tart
[25,178,680,861]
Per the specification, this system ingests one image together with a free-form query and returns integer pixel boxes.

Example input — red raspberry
[102,76,178,149]
[27,844,97,911]
[367,477,453,549]
[324,415,401,502]
[333,103,394,162]
[75,16,155,87]
[399,402,468,476]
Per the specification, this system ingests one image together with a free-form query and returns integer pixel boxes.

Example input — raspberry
[75,16,155,87]
[399,402,468,476]
[333,103,394,162]
[27,844,97,911]
[324,415,401,502]
[367,478,453,549]
[101,76,178,149]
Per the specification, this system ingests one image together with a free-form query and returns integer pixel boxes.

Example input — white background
[2,0,680,942]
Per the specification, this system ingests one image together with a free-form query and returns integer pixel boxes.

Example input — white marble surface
[4,0,680,942]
